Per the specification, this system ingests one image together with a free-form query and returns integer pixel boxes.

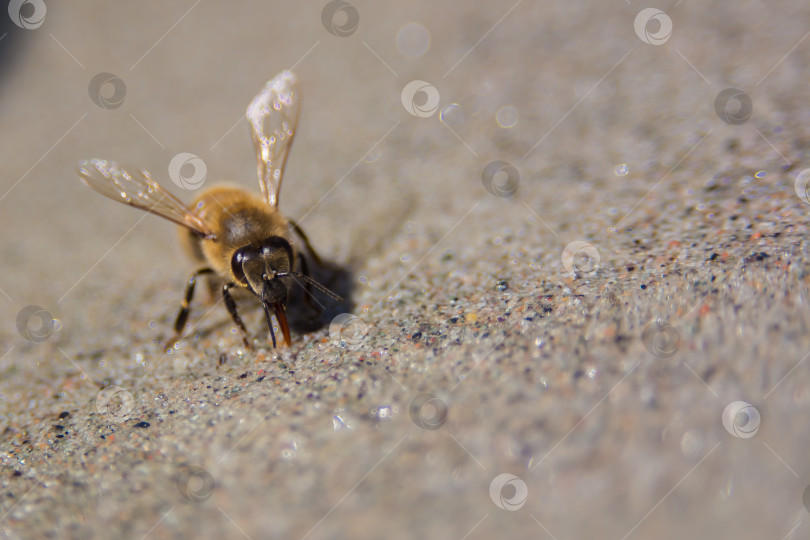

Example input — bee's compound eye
[259,236,294,267]
[230,247,253,285]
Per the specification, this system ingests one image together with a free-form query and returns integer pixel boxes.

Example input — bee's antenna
[276,272,343,302]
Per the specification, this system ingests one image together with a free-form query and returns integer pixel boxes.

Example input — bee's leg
[289,219,325,267]
[223,283,251,349]
[166,267,215,349]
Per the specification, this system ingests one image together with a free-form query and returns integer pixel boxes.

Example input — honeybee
[78,70,339,349]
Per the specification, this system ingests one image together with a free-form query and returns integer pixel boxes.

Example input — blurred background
[1,1,807,335]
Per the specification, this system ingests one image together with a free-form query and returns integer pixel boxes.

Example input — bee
[78,70,339,349]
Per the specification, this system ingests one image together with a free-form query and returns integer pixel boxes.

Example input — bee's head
[230,236,293,302]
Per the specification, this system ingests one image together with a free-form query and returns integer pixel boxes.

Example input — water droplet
[280,441,298,461]
[396,22,431,57]
[374,406,392,420]
[333,415,352,431]
[364,148,381,163]
[440,103,463,126]
[680,430,704,460]
[495,105,519,128]
[615,164,629,176]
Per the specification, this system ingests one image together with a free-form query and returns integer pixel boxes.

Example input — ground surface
[1,1,810,539]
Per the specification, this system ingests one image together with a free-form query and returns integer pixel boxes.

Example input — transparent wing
[77,159,215,239]
[246,70,300,208]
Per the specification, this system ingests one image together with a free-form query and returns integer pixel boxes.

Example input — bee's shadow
[286,258,355,334]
